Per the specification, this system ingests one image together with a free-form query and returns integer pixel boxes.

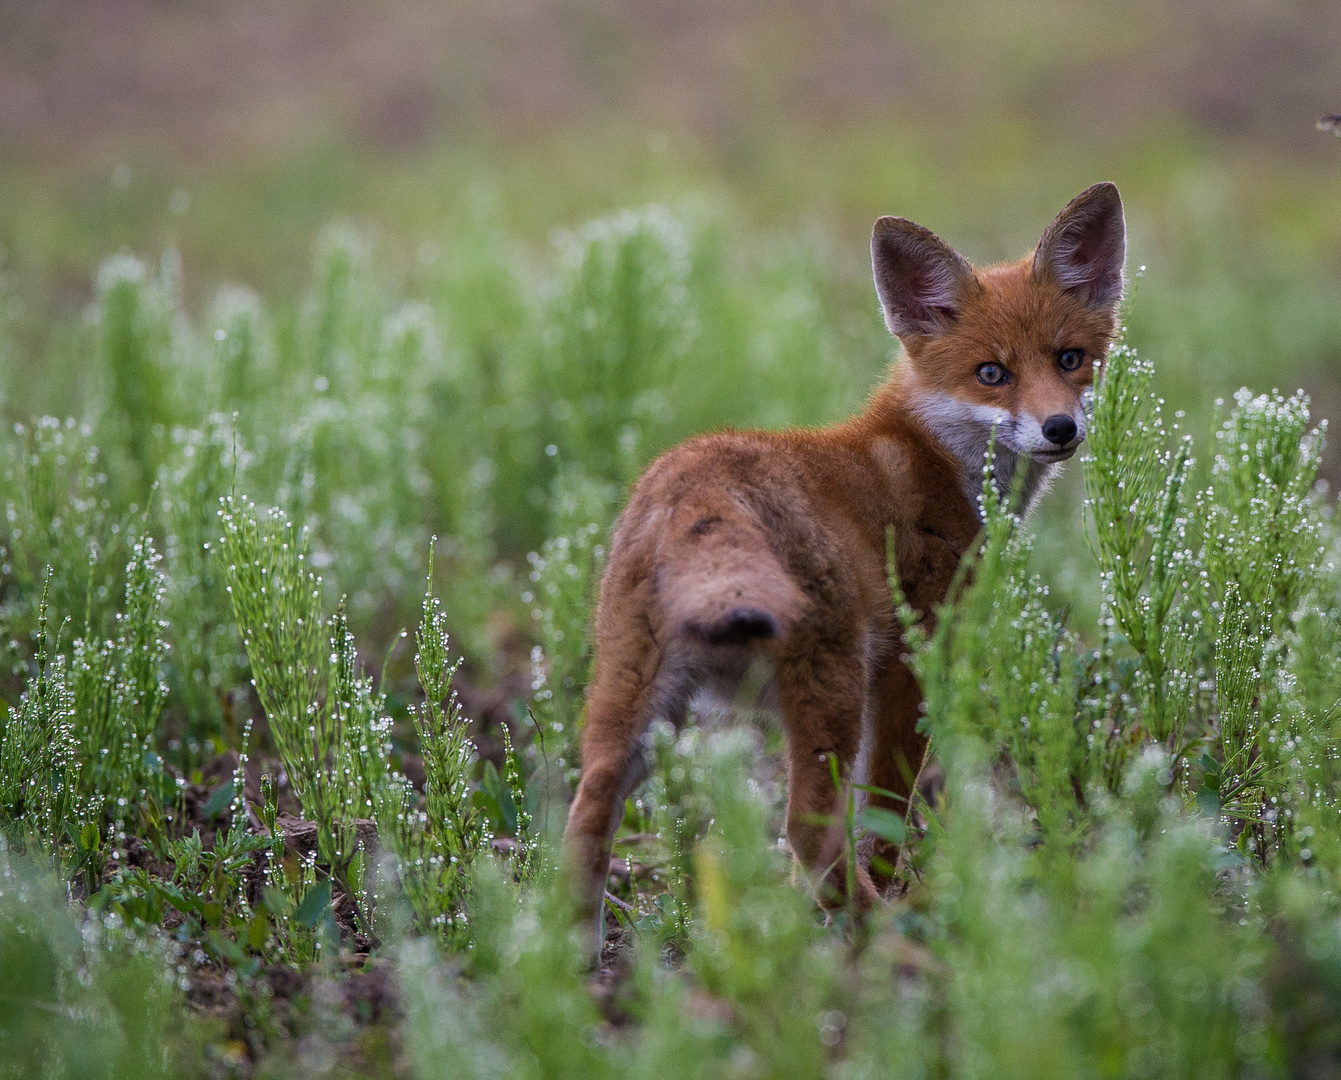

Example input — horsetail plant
[1197,390,1328,847]
[501,722,535,881]
[215,496,326,809]
[0,578,87,858]
[413,559,484,861]
[219,503,494,938]
[8,201,1341,1074]
[1201,388,1326,638]
[911,438,1096,838]
[70,535,171,815]
[1212,582,1270,825]
[523,465,613,817]
[157,415,250,754]
[0,417,128,649]
[1082,340,1197,745]
[379,546,489,938]
[215,495,393,930]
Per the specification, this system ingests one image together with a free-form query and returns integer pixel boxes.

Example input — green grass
[2,194,1341,1078]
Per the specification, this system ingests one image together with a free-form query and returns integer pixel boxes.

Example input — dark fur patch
[691,606,779,646]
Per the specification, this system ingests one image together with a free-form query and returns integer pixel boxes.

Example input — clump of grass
[410,573,481,856]
[215,498,324,805]
[1202,388,1326,632]
[209,285,274,420]
[540,207,698,481]
[614,719,718,947]
[924,345,1337,865]
[156,416,248,755]
[219,497,500,939]
[4,539,173,882]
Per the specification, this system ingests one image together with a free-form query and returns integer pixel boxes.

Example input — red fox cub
[562,183,1126,952]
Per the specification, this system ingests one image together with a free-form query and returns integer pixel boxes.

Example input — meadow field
[4,3,1341,1077]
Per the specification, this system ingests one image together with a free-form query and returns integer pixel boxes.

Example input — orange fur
[562,184,1126,953]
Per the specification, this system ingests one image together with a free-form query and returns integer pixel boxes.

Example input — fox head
[872,182,1126,504]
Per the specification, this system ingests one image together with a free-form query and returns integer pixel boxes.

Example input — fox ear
[1033,182,1126,310]
[871,217,976,339]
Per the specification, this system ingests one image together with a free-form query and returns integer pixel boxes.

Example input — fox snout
[1021,408,1087,460]
[1030,412,1086,459]
[1041,413,1077,447]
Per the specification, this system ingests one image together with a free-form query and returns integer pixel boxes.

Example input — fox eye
[976,362,1009,386]
[1059,348,1084,372]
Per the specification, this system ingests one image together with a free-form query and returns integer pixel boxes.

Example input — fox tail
[662,543,806,647]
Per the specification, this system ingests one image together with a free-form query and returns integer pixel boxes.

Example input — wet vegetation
[5,7,1341,1069]
[1,196,1341,1077]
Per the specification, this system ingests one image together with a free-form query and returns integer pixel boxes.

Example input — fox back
[563,183,1127,957]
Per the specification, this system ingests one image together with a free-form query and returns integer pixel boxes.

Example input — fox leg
[864,653,927,891]
[776,647,877,912]
[562,634,683,959]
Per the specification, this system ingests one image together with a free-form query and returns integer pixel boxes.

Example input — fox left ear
[1033,182,1126,310]
[871,216,976,340]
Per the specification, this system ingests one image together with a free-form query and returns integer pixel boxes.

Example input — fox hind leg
[562,644,690,959]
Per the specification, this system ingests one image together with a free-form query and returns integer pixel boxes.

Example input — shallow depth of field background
[3,0,1341,626]
[4,4,1341,1077]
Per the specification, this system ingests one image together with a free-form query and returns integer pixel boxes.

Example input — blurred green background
[2,0,1339,629]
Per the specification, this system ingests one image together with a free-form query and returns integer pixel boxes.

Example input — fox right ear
[1033,182,1126,310]
[871,217,976,340]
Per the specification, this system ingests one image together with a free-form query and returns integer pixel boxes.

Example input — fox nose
[1042,414,1078,446]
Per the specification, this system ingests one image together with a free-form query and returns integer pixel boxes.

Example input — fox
[561,182,1126,954]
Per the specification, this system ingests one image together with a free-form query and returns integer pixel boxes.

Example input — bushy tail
[692,606,781,646]
[662,543,806,647]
